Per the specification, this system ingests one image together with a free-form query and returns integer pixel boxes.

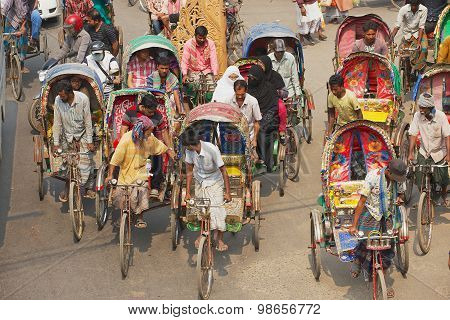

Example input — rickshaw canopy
[41,63,104,111]
[335,14,392,64]
[435,5,450,43]
[413,64,450,112]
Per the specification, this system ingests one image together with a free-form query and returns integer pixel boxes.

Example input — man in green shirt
[327,74,362,136]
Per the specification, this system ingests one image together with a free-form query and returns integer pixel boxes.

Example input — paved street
[0,0,448,300]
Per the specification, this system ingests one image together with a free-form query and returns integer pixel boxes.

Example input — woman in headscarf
[258,55,288,144]
[212,66,244,103]
[106,116,175,228]
[248,65,279,172]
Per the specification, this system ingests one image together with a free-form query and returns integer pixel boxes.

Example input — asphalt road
[0,0,448,300]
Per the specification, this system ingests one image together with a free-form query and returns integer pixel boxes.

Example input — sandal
[387,287,395,299]
[216,242,228,252]
[350,262,361,278]
[135,218,147,229]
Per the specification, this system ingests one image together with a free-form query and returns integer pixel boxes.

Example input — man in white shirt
[268,39,301,99]
[182,128,231,252]
[408,93,450,206]
[84,41,120,100]
[225,80,261,158]
[391,0,428,71]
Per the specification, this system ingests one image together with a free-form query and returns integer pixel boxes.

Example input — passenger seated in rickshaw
[258,55,288,144]
[225,80,262,160]
[127,48,157,88]
[106,117,175,229]
[349,159,406,294]
[70,76,91,100]
[52,80,96,201]
[156,49,181,78]
[248,65,280,171]
[182,128,232,252]
[211,66,244,103]
[327,74,362,137]
[147,56,184,116]
[181,26,219,84]
[85,9,119,56]
[268,39,302,100]
[352,21,388,56]
[119,94,173,198]
[437,36,450,64]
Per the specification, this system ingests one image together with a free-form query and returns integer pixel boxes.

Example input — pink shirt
[181,38,219,76]
[127,55,157,88]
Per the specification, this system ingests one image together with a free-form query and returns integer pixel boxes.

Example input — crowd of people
[1,0,449,258]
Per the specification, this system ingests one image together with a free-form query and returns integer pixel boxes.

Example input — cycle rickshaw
[434,5,450,63]
[333,14,393,71]
[399,64,450,255]
[335,52,409,151]
[171,102,262,299]
[96,87,179,277]
[32,63,105,241]
[310,121,409,300]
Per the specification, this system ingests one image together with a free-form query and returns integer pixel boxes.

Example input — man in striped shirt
[52,80,96,201]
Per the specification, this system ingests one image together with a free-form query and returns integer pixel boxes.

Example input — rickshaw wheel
[286,127,301,181]
[37,163,44,201]
[302,93,313,144]
[170,210,180,251]
[310,216,321,280]
[395,240,409,276]
[138,0,148,13]
[11,54,22,101]
[116,26,124,67]
[69,181,84,242]
[41,32,49,62]
[120,212,132,277]
[197,236,213,300]
[278,159,287,197]
[373,269,388,300]
[128,0,138,6]
[95,165,110,231]
[416,192,433,254]
[28,99,42,133]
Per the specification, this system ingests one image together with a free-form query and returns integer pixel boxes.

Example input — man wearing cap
[408,93,450,206]
[348,159,406,289]
[84,41,120,100]
[106,116,175,228]
[268,39,302,100]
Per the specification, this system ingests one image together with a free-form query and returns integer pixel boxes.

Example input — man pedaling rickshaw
[106,116,175,229]
[118,94,174,198]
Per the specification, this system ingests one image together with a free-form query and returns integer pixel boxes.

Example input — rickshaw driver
[390,0,428,72]
[119,95,173,198]
[106,117,175,229]
[268,39,302,100]
[182,128,232,252]
[181,26,219,84]
[147,56,184,117]
[348,159,407,294]
[352,21,389,56]
[326,74,362,137]
[408,93,450,207]
[52,80,96,201]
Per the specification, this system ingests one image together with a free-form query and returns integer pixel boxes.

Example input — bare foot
[21,67,30,74]
[216,240,228,252]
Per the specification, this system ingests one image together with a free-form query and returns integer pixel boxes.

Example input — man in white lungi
[294,0,326,45]
[182,128,232,252]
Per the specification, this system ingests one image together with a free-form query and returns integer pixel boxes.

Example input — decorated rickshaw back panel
[417,71,450,112]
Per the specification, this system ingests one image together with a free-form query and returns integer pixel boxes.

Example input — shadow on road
[0,99,18,248]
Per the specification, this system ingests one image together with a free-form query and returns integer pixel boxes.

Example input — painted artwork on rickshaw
[414,65,450,113]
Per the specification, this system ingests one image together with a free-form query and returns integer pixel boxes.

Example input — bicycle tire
[28,99,42,133]
[95,164,109,230]
[139,0,148,12]
[69,181,84,241]
[417,191,433,254]
[10,54,22,101]
[128,0,138,6]
[373,269,388,300]
[286,127,301,181]
[310,216,321,280]
[391,0,404,10]
[278,159,287,197]
[42,32,49,62]
[395,240,409,276]
[120,212,132,277]
[197,236,213,300]
[252,210,261,252]
[170,210,180,251]
[37,163,44,201]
